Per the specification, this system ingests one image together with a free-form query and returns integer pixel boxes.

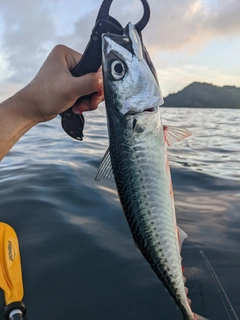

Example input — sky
[0,0,239,101]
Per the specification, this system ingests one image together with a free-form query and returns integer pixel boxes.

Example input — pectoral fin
[95,148,115,181]
[163,125,191,146]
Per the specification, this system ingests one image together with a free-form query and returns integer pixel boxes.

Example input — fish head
[102,23,164,117]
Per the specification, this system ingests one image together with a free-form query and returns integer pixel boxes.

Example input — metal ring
[97,0,150,32]
[135,0,150,32]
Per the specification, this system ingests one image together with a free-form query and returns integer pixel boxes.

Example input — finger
[51,45,83,70]
[65,48,82,70]
[70,70,103,98]
[72,100,92,114]
[72,91,104,114]
[91,88,104,106]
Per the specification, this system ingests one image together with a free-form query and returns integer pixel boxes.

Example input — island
[163,82,240,108]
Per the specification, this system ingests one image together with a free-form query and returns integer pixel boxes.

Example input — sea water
[0,106,239,320]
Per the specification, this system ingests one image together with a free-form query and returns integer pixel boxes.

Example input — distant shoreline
[163,82,240,109]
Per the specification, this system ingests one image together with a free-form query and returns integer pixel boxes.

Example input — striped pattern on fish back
[108,112,193,319]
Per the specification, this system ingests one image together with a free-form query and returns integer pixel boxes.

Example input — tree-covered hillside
[163,82,240,108]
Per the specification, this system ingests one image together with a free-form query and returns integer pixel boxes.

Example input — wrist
[0,90,39,160]
[14,85,41,126]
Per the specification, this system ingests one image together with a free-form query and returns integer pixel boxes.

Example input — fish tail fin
[194,314,209,320]
[177,231,209,320]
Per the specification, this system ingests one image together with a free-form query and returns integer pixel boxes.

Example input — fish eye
[110,60,126,80]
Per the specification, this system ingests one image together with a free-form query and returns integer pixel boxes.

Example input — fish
[96,22,208,320]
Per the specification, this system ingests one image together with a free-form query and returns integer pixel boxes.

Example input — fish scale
[107,113,191,317]
[109,112,189,309]
[97,22,207,320]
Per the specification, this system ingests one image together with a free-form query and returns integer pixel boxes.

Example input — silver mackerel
[96,23,207,320]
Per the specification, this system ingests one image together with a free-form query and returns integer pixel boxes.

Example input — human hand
[17,45,104,123]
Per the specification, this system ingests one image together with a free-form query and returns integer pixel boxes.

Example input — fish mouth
[126,106,158,116]
[143,106,158,113]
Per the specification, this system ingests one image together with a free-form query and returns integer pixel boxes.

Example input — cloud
[56,10,97,51]
[56,0,240,55]
[0,0,239,101]
[0,0,100,88]
[0,1,56,84]
[143,0,240,52]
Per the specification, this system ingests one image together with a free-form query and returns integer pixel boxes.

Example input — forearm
[0,91,38,161]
